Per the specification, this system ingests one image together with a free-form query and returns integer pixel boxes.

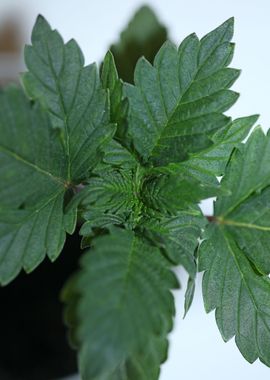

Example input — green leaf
[199,223,270,366]
[101,51,129,141]
[80,212,126,239]
[142,172,219,213]
[0,16,119,285]
[23,15,114,182]
[180,115,258,184]
[199,128,270,366]
[184,276,196,318]
[154,115,257,193]
[77,165,208,247]
[101,139,137,168]
[142,206,206,277]
[124,18,239,165]
[110,5,167,83]
[62,227,178,380]
[216,127,270,217]
[83,170,136,213]
[223,187,270,274]
[215,128,270,274]
[78,167,144,231]
[0,87,75,285]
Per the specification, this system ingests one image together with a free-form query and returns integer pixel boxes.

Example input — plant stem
[206,215,216,222]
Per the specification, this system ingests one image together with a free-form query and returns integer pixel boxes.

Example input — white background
[0,1,270,379]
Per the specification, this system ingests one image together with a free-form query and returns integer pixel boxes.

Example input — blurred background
[0,1,269,379]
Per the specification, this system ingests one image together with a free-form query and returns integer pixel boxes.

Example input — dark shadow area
[0,232,81,380]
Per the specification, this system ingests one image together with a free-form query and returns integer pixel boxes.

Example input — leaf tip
[134,55,152,83]
[249,114,260,125]
[32,14,51,42]
[222,16,235,33]
[34,14,51,31]
[104,50,114,61]
[227,16,235,25]
[210,17,234,43]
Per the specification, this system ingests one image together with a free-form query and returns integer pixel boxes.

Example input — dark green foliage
[62,227,178,380]
[0,5,269,379]
[124,18,239,166]
[110,5,168,83]
[199,128,270,366]
[23,15,115,182]
[0,87,76,285]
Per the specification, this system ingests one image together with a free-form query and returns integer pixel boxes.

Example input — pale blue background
[0,1,269,379]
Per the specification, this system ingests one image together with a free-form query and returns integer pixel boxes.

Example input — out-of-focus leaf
[110,5,167,83]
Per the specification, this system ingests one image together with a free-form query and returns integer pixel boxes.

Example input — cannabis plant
[0,5,269,379]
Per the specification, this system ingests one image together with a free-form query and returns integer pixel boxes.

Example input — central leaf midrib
[219,178,270,218]
[116,234,137,311]
[45,39,71,181]
[218,218,270,232]
[1,190,64,229]
[150,38,229,158]
[220,136,270,218]
[0,190,64,268]
[223,229,259,310]
[222,229,270,337]
[0,144,66,186]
